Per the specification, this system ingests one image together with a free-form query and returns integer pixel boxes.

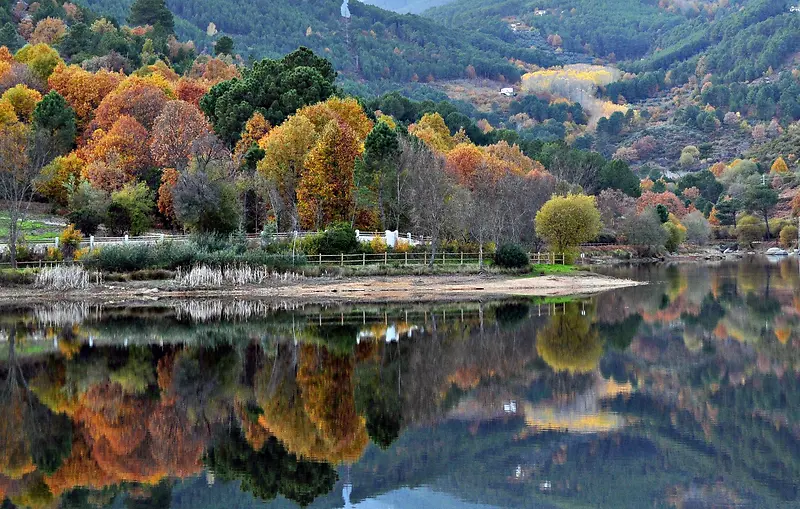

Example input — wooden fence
[0,252,566,269]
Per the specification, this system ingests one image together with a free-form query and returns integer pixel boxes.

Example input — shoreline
[0,272,644,306]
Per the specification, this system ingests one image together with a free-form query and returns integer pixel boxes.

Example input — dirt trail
[0,273,643,305]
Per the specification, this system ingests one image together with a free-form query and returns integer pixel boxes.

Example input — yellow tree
[771,157,789,174]
[1,84,42,122]
[48,64,123,126]
[14,43,63,81]
[256,114,318,230]
[36,152,85,206]
[409,112,455,152]
[535,194,602,256]
[297,120,361,229]
[149,100,211,170]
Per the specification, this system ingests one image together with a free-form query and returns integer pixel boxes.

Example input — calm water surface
[1,258,799,508]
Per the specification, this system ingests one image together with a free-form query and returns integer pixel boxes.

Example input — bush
[317,222,359,255]
[58,224,83,259]
[736,215,766,245]
[107,182,154,236]
[369,237,387,253]
[663,221,687,253]
[494,244,530,268]
[780,225,798,248]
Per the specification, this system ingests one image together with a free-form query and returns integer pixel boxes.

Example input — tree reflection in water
[0,258,799,508]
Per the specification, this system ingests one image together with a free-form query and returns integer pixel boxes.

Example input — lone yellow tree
[535,193,601,257]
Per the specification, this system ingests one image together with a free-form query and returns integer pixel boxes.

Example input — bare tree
[403,138,464,266]
[0,124,55,268]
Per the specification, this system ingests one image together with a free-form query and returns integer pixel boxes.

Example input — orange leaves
[636,191,689,217]
[149,100,211,170]
[157,168,179,223]
[81,115,151,191]
[93,76,171,131]
[297,120,361,229]
[48,64,123,126]
[446,143,484,186]
[234,111,272,162]
[30,17,67,45]
[36,153,85,206]
[175,77,209,107]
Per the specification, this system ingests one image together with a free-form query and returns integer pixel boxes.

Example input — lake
[1,257,799,508]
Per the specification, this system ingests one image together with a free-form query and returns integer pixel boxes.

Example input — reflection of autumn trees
[255,343,370,465]
[536,302,603,374]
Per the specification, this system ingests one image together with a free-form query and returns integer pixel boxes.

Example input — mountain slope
[75,0,557,82]
[361,0,454,14]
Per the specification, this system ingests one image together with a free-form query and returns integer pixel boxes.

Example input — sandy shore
[0,272,643,305]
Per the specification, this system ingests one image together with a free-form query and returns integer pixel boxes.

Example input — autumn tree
[150,100,211,170]
[257,113,317,230]
[771,157,789,174]
[14,43,62,81]
[81,115,151,191]
[297,120,360,229]
[47,64,123,126]
[157,167,179,225]
[36,153,84,206]
[636,190,689,217]
[403,137,466,264]
[1,84,42,122]
[535,194,602,257]
[93,76,172,131]
[30,18,67,45]
[0,123,56,267]
[409,112,455,152]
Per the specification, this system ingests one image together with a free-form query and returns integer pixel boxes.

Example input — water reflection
[0,257,799,508]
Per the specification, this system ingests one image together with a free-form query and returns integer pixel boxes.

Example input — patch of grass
[0,213,63,242]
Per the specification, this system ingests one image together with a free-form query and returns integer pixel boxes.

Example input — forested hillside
[71,0,556,82]
[362,0,454,14]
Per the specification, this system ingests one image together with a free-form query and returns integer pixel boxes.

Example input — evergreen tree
[32,91,77,156]
[128,0,174,33]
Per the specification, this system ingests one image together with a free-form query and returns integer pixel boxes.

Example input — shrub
[58,224,83,259]
[682,211,711,245]
[369,237,387,253]
[663,221,686,253]
[494,244,530,268]
[45,246,63,262]
[107,182,154,235]
[736,215,766,245]
[780,225,798,248]
[394,239,411,253]
[317,222,358,255]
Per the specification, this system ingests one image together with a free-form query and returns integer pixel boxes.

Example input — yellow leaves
[1,84,42,122]
[536,302,603,373]
[297,96,373,142]
[117,73,176,99]
[14,43,63,81]
[0,98,18,125]
[48,64,124,126]
[30,17,67,45]
[409,112,455,152]
[234,111,272,162]
[535,193,602,254]
[771,157,790,174]
[36,153,85,206]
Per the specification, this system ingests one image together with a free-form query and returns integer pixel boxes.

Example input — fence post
[424,252,427,265]
[461,252,464,265]
[405,251,408,266]
[124,234,129,244]
[363,252,366,266]
[442,252,445,265]
[89,235,94,250]
[319,253,322,266]
[384,251,388,265]
[54,236,59,249]
[340,253,344,266]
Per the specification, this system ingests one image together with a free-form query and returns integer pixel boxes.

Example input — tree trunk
[429,234,438,268]
[764,210,771,239]
[8,212,18,269]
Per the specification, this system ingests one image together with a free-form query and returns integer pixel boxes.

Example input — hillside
[361,0,454,14]
[74,0,557,82]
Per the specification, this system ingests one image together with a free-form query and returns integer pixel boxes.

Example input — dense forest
[67,0,555,82]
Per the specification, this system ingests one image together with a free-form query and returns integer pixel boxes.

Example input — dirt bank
[0,272,643,305]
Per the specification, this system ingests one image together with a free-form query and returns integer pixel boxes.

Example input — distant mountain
[75,0,556,83]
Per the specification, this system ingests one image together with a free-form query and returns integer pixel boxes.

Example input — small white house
[500,87,516,97]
